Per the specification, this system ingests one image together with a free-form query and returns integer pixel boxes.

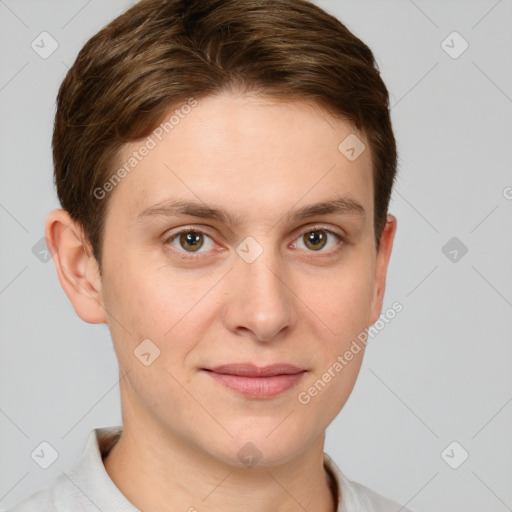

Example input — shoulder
[347,479,413,512]
[4,486,55,512]
[4,469,94,512]
[323,452,413,512]
[5,426,125,512]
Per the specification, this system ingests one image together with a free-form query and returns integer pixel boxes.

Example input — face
[89,92,395,466]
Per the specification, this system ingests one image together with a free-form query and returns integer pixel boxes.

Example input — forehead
[106,92,374,226]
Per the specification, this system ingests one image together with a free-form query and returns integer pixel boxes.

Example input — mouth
[202,363,307,399]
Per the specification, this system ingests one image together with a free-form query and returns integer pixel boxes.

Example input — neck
[103,404,336,512]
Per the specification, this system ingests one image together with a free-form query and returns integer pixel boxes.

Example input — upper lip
[205,363,305,377]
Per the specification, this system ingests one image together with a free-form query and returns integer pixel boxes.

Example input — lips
[206,363,305,377]
[203,363,306,399]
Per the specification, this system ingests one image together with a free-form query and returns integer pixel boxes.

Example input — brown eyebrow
[289,196,365,222]
[136,196,365,226]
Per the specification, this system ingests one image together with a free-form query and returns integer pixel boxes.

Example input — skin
[46,91,397,512]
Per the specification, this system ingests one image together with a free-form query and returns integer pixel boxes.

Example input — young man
[8,0,411,510]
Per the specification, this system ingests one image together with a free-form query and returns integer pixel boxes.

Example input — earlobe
[45,209,107,324]
[369,214,397,325]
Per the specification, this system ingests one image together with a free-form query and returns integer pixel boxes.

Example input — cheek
[100,260,169,359]
[103,250,191,332]
[292,254,373,413]
[102,255,222,373]
[304,256,375,344]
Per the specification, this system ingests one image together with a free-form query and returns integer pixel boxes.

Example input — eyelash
[163,225,346,260]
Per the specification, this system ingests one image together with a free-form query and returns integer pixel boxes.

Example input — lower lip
[204,370,306,399]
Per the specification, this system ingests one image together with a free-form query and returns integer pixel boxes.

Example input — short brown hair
[53,0,397,274]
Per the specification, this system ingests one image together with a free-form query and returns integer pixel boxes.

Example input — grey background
[1,1,511,511]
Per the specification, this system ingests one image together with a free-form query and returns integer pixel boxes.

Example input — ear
[45,209,107,324]
[368,214,397,325]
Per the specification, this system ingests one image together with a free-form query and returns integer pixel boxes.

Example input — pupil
[305,230,326,250]
[181,232,203,251]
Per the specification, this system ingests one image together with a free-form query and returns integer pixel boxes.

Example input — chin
[206,422,315,469]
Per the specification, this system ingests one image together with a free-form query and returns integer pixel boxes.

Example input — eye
[167,229,215,253]
[294,228,342,252]
[164,226,344,259]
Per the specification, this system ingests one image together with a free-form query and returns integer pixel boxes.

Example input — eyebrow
[136,196,366,226]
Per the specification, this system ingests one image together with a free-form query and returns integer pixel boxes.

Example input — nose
[221,247,297,342]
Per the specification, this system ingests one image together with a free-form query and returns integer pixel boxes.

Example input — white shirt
[6,426,413,512]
